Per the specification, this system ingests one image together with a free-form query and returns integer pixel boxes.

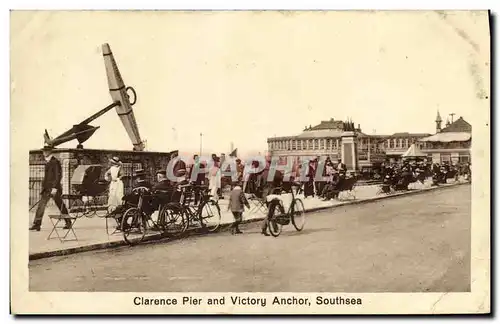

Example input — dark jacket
[189,162,206,184]
[153,179,171,191]
[42,156,63,193]
[228,189,250,212]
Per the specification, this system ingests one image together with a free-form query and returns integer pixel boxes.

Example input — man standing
[337,158,346,174]
[30,146,72,231]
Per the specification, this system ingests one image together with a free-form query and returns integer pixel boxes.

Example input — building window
[291,140,297,150]
[459,154,470,163]
[320,139,325,150]
[440,154,451,163]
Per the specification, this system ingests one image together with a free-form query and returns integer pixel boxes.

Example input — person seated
[170,169,192,204]
[381,174,392,193]
[151,169,176,206]
[133,169,152,190]
[153,169,171,191]
[322,169,340,201]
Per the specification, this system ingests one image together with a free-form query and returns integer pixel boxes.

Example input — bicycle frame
[177,185,214,225]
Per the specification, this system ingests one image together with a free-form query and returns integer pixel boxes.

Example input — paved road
[29,185,470,292]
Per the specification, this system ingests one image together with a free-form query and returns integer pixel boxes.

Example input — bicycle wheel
[159,204,188,236]
[267,200,284,237]
[121,207,146,245]
[200,200,222,232]
[291,198,305,231]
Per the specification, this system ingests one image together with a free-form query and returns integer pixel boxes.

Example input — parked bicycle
[160,184,221,236]
[120,187,163,245]
[265,183,306,237]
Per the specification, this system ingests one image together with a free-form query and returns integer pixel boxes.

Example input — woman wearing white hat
[105,156,124,213]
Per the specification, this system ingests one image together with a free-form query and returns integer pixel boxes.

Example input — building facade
[267,118,429,169]
[419,114,472,164]
[266,114,471,168]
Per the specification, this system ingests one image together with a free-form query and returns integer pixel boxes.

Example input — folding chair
[47,214,78,242]
[105,213,122,235]
[247,194,268,215]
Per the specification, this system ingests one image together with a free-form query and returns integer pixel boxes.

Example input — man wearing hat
[153,169,171,191]
[30,145,72,231]
[133,169,152,190]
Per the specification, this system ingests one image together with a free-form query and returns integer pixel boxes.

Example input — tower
[341,119,359,174]
[435,110,442,133]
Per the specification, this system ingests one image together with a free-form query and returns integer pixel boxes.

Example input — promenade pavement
[28,177,468,257]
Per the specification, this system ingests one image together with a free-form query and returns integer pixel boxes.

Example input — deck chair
[47,214,78,242]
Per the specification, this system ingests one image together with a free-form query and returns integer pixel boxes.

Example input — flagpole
[199,133,203,156]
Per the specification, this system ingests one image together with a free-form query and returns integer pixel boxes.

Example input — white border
[5,0,497,322]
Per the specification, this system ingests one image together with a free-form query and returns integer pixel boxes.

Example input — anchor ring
[126,86,137,106]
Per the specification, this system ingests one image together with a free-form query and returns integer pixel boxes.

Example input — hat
[110,156,121,165]
[42,145,54,152]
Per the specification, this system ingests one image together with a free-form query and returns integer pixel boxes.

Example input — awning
[402,144,426,158]
[419,132,471,143]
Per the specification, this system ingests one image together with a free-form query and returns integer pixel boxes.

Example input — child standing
[228,185,250,235]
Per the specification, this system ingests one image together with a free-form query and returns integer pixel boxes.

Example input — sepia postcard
[10,10,490,315]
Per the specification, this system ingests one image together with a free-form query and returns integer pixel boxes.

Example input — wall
[29,148,174,208]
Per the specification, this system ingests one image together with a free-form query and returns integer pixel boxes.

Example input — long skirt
[107,180,124,212]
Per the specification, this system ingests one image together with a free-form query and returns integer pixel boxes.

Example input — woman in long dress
[209,157,221,201]
[105,156,124,213]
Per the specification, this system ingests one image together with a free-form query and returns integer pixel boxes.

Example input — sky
[11,10,490,158]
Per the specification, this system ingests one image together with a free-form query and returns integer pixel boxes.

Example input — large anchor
[43,44,145,151]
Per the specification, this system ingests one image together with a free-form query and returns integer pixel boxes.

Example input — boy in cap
[227,184,250,234]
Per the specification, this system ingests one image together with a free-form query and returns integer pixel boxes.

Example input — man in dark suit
[337,158,346,173]
[153,169,171,191]
[30,146,72,231]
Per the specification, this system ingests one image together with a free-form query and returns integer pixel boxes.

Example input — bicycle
[121,187,162,245]
[160,184,221,235]
[265,183,306,237]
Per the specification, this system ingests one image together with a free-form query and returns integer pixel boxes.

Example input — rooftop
[390,132,432,137]
[420,132,471,142]
[440,117,472,133]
